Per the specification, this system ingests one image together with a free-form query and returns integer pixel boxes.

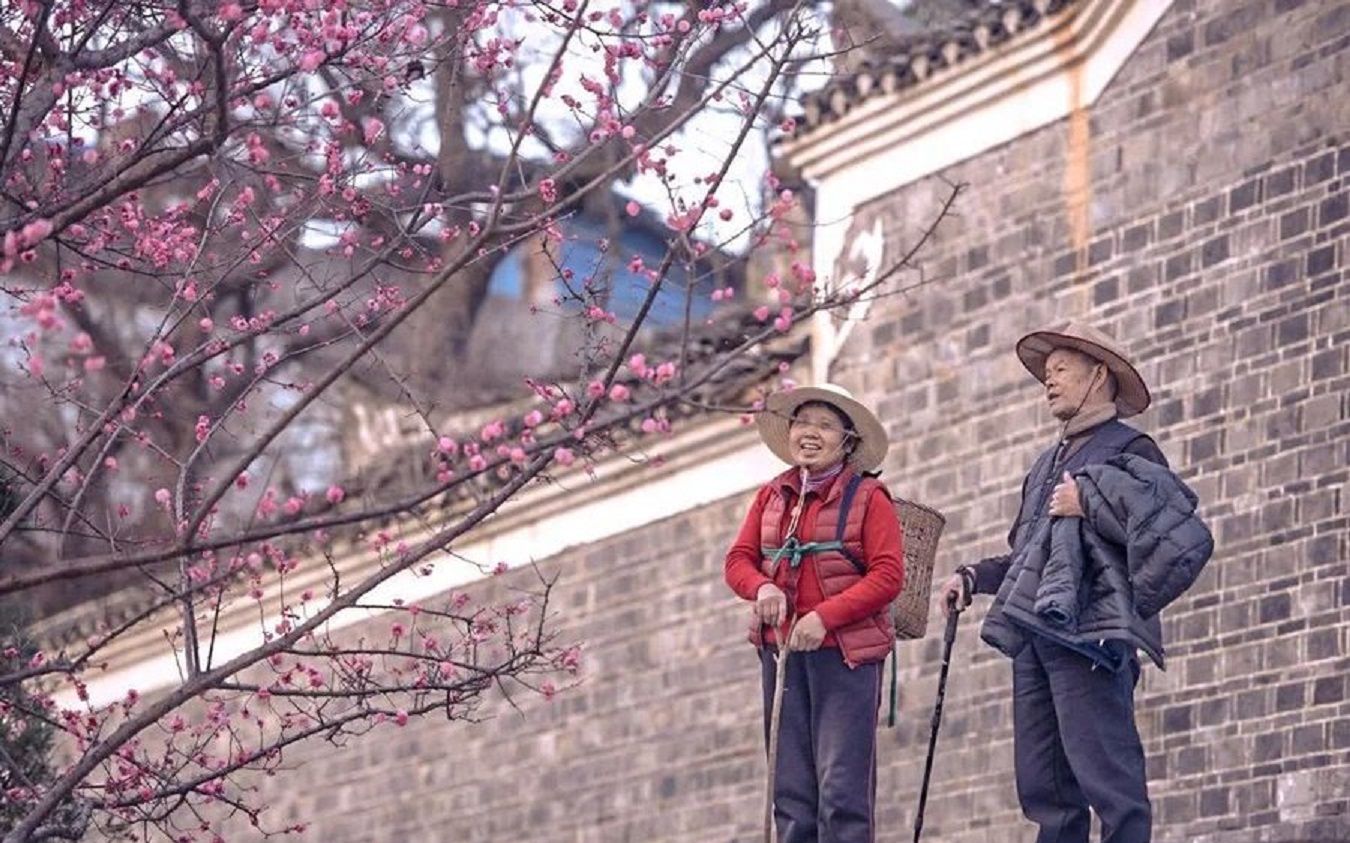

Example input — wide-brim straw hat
[756,384,889,473]
[1016,321,1151,417]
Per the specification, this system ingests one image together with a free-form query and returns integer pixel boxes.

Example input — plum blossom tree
[0,0,958,839]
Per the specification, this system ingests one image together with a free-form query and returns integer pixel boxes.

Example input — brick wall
[830,0,1349,840]
[223,1,1348,841]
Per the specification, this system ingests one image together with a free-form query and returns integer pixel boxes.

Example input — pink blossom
[538,178,557,204]
[553,398,575,418]
[754,305,771,322]
[437,436,458,455]
[625,200,640,217]
[554,447,575,467]
[560,646,581,672]
[509,447,527,465]
[468,454,487,472]
[585,380,605,399]
[628,353,648,376]
[791,261,816,286]
[154,488,171,506]
[362,117,385,145]
[19,218,52,247]
[325,485,345,504]
[523,410,544,428]
[608,383,630,402]
[257,492,278,519]
[394,710,409,727]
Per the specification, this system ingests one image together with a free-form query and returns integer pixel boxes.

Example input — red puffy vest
[746,466,895,667]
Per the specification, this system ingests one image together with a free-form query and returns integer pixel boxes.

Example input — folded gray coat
[981,454,1214,671]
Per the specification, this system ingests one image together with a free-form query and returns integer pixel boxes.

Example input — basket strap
[834,474,867,575]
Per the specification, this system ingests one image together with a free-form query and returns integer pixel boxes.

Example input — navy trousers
[1013,635,1151,843]
[759,647,882,843]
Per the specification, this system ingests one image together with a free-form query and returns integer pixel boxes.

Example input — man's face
[787,403,852,472]
[1043,348,1105,420]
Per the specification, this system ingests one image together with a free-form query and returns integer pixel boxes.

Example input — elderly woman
[725,384,904,843]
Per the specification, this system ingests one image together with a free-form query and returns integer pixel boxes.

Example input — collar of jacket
[770,462,855,504]
[1061,401,1118,439]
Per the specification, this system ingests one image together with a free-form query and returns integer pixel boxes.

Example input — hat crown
[1045,321,1127,362]
[795,383,859,405]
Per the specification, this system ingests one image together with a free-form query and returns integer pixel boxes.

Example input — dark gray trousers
[759,647,882,843]
[1013,635,1151,843]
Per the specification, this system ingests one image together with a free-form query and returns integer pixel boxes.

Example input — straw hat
[756,384,889,473]
[1015,321,1151,417]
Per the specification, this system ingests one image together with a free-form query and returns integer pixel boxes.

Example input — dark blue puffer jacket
[981,454,1214,671]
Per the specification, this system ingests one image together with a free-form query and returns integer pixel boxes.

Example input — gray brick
[1320,191,1348,226]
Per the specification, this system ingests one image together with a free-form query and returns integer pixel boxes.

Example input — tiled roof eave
[788,0,1083,144]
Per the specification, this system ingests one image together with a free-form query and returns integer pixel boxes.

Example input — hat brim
[756,388,889,473]
[1016,331,1151,417]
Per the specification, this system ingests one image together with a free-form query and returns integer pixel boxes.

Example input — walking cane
[913,595,962,843]
[763,618,796,843]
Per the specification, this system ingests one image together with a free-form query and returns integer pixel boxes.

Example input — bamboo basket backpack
[831,472,947,640]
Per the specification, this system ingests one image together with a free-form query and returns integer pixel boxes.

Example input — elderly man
[940,322,1198,843]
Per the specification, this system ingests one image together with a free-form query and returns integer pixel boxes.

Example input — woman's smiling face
[787,402,853,472]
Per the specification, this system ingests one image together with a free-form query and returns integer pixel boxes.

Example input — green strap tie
[887,640,899,728]
[761,537,847,573]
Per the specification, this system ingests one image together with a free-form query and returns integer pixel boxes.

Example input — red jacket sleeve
[724,485,774,601]
[813,486,905,631]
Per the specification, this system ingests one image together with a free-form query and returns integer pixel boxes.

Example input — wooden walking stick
[763,618,796,843]
[763,469,808,843]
